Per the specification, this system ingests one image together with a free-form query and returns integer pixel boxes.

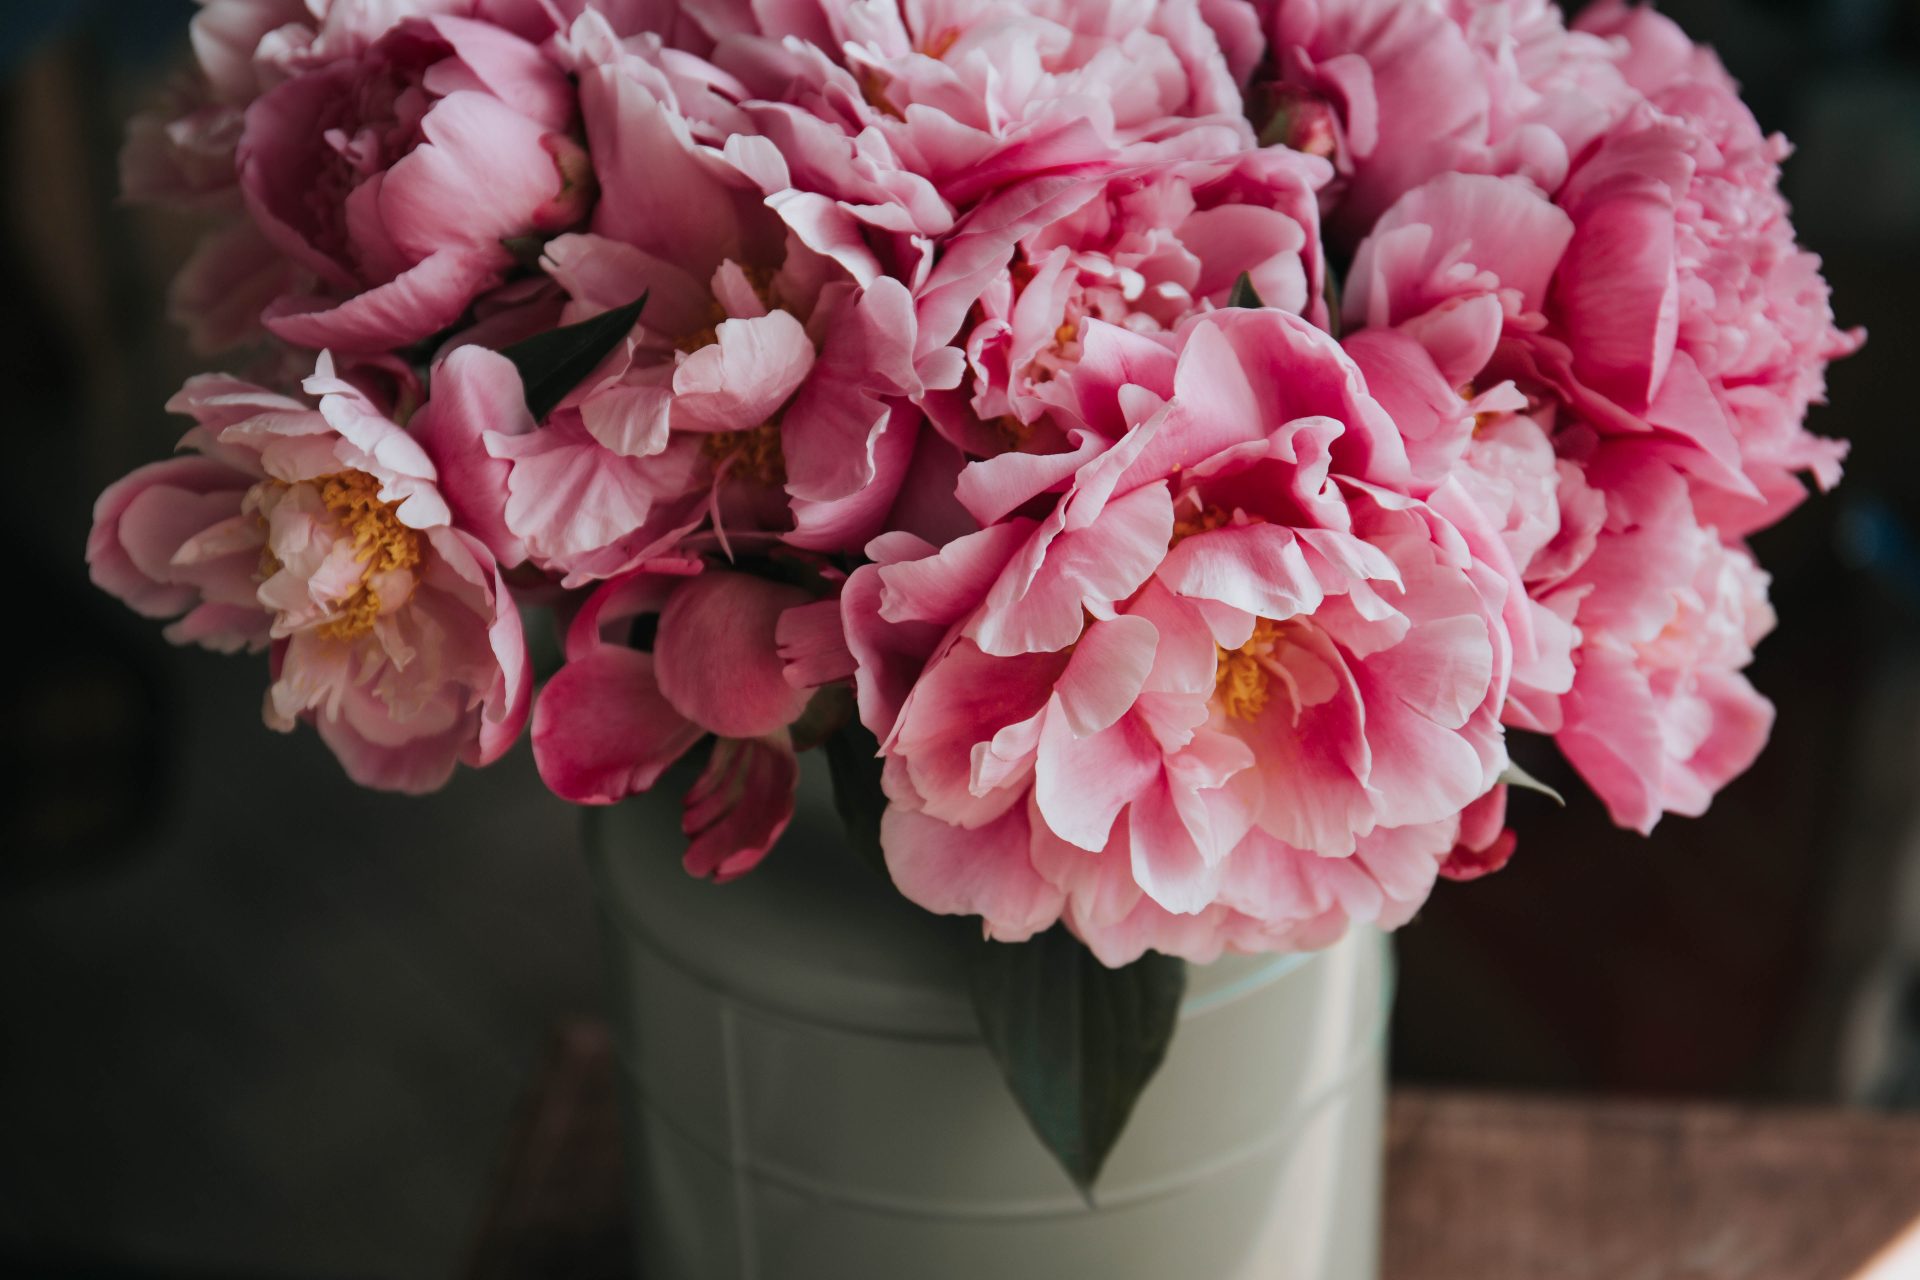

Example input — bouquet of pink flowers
[96,0,1857,1187]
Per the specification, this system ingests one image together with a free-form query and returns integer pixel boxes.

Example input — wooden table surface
[467,1023,1920,1280]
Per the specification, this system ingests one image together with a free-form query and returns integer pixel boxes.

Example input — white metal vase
[586,756,1391,1280]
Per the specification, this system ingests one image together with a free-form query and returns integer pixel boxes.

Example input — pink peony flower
[1239,0,1634,239]
[1338,177,1786,830]
[532,565,808,879]
[87,355,531,793]
[839,309,1512,961]
[413,25,955,585]
[925,146,1331,448]
[1327,5,1858,833]
[1555,0,1862,529]
[123,1,580,352]
[711,0,1255,214]
[1531,435,1779,834]
[1331,18,1855,520]
[235,14,593,351]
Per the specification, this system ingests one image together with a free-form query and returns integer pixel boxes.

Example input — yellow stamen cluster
[1170,503,1233,544]
[704,423,787,487]
[1168,503,1287,721]
[1214,617,1285,722]
[314,471,422,640]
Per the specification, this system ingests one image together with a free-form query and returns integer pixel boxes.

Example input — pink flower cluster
[97,0,1856,962]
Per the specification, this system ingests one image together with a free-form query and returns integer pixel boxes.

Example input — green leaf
[497,292,648,422]
[1226,271,1264,309]
[1500,760,1566,806]
[965,928,1186,1199]
[822,722,889,878]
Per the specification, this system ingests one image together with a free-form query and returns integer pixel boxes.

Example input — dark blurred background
[1,1,1915,1275]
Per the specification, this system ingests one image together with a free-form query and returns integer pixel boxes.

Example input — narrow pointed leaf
[1500,760,1566,806]
[1226,271,1264,309]
[964,928,1186,1197]
[497,292,648,422]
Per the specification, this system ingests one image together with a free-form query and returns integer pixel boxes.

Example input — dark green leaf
[965,928,1186,1198]
[1226,271,1264,309]
[822,722,889,878]
[498,292,648,422]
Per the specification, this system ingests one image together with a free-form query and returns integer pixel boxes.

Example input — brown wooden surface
[469,1022,1920,1280]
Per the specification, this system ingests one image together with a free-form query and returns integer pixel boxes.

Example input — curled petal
[655,571,813,737]
[683,734,799,881]
[533,648,702,804]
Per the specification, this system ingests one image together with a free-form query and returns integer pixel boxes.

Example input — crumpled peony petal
[671,309,815,434]
[654,571,814,738]
[882,800,1066,944]
[533,647,702,804]
[410,345,533,567]
[682,734,799,881]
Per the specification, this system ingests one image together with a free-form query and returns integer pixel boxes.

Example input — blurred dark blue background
[1,2,1916,1276]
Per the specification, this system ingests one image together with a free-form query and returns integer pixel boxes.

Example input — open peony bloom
[1555,0,1862,530]
[927,146,1331,448]
[1243,0,1634,238]
[1523,432,1778,834]
[236,13,593,351]
[87,356,530,793]
[705,0,1255,220]
[1330,1,1859,837]
[533,565,808,879]
[410,23,948,584]
[839,309,1512,963]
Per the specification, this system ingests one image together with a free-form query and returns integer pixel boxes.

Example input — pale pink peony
[1554,0,1862,529]
[234,14,593,351]
[1328,3,1858,833]
[1532,434,1778,834]
[1330,20,1855,521]
[925,146,1331,448]
[1239,0,1634,238]
[532,565,808,879]
[710,0,1255,215]
[87,355,531,793]
[838,309,1512,962]
[1338,175,1786,830]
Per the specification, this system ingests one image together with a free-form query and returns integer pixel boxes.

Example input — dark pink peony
[236,14,592,351]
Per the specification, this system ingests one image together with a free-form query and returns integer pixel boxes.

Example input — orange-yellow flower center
[1169,504,1289,720]
[316,471,422,640]
[1171,503,1235,544]
[1214,617,1287,721]
[703,422,786,487]
[919,27,961,59]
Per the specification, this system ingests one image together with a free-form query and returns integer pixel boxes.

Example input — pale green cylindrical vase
[586,756,1390,1280]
